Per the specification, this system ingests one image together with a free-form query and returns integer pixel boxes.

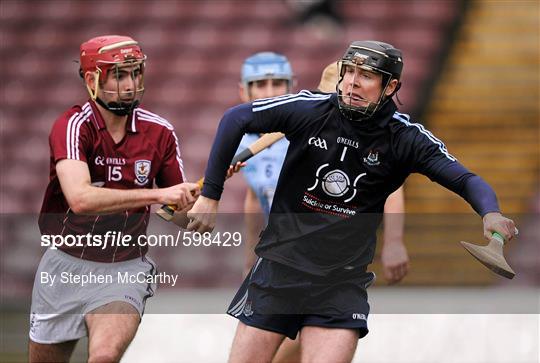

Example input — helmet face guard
[241,52,293,96]
[337,41,403,121]
[94,59,145,116]
[80,35,146,116]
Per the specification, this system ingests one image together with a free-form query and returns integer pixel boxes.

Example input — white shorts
[29,248,157,344]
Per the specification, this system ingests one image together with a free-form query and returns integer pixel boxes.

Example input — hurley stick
[156,132,285,222]
[460,228,518,279]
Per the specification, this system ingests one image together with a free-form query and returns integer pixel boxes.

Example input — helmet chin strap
[338,97,386,122]
[95,97,139,116]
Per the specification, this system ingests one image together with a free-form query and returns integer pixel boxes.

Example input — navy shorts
[227,258,376,340]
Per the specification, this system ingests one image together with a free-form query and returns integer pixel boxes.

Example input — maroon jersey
[39,100,185,262]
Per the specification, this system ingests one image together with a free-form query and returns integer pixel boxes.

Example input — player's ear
[84,71,97,90]
[83,71,102,100]
[384,79,399,97]
[239,82,250,103]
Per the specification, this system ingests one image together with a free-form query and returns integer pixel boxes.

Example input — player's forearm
[69,185,161,214]
[383,214,404,245]
[433,162,500,216]
[461,175,500,216]
[383,187,405,245]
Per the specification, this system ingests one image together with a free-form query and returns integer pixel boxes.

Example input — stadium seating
[0,0,459,215]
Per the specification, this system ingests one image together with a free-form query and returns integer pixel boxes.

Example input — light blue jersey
[237,134,289,216]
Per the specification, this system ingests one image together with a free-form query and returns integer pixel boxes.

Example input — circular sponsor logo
[321,169,350,197]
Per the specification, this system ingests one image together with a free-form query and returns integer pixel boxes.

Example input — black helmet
[337,40,403,121]
[341,40,403,79]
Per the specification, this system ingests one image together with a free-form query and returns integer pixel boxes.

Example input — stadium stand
[401,0,539,284]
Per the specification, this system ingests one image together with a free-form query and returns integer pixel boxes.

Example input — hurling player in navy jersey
[237,54,410,363]
[30,35,200,363]
[318,61,409,285]
[187,40,516,363]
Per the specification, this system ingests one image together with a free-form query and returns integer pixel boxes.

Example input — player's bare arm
[56,159,199,214]
[381,186,408,284]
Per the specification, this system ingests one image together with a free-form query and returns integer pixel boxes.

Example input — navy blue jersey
[203,90,499,275]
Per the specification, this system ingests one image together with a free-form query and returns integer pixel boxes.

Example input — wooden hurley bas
[460,231,516,279]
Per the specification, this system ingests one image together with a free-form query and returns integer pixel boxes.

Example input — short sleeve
[156,128,185,187]
[50,109,93,163]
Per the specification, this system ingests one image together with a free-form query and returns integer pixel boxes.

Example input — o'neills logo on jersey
[337,137,359,149]
[135,160,151,185]
[308,137,328,150]
[363,150,380,166]
[94,156,126,166]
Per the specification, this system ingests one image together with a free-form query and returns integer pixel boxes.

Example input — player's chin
[350,98,370,107]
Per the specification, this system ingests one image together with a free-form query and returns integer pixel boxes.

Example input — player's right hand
[381,241,409,284]
[186,195,219,233]
[159,182,200,210]
[226,161,246,179]
[482,212,517,241]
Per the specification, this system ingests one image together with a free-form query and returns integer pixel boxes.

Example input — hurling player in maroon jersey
[29,35,199,363]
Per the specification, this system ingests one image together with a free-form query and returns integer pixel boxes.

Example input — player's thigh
[229,321,286,363]
[299,326,359,363]
[272,337,301,363]
[85,301,140,359]
[28,339,78,363]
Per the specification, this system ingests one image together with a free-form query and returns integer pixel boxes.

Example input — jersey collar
[375,99,398,128]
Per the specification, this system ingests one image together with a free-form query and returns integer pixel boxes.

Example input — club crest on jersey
[243,300,254,317]
[363,151,380,166]
[134,160,151,185]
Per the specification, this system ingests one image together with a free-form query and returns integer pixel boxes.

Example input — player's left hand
[186,195,219,233]
[482,212,517,242]
[226,161,246,179]
[381,241,409,284]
